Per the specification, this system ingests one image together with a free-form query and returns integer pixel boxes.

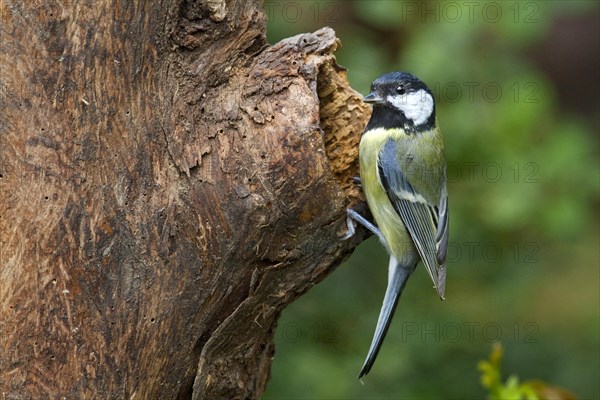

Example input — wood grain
[0,1,370,398]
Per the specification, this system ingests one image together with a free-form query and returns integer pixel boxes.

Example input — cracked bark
[0,1,370,399]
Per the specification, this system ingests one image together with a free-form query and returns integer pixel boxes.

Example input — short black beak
[363,92,383,104]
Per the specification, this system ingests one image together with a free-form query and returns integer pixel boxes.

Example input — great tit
[344,72,449,378]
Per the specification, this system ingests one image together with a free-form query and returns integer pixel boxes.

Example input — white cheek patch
[387,89,434,125]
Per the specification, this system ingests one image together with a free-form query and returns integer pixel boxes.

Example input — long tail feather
[358,256,415,379]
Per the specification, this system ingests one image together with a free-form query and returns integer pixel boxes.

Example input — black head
[364,72,436,133]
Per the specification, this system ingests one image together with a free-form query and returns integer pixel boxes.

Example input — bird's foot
[341,212,357,240]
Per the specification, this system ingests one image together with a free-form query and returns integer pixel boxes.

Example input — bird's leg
[345,209,385,242]
[352,176,362,187]
[342,209,391,253]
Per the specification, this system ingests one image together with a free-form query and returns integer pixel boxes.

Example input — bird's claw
[341,213,356,240]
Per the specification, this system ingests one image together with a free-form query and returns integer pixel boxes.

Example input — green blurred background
[263,1,599,399]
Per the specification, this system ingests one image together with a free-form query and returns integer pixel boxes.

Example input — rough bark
[0,1,370,399]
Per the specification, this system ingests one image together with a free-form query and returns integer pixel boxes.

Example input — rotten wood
[0,1,370,398]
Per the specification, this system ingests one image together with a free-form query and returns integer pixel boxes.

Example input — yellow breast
[359,128,416,262]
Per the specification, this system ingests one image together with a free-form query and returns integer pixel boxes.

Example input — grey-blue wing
[378,138,448,298]
[435,188,449,295]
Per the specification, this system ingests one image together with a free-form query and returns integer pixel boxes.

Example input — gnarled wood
[0,1,370,398]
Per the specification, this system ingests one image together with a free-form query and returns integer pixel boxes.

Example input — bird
[343,71,449,378]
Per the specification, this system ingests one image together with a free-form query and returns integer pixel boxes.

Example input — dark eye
[396,85,406,95]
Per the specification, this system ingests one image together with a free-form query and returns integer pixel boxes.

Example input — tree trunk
[0,1,369,399]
